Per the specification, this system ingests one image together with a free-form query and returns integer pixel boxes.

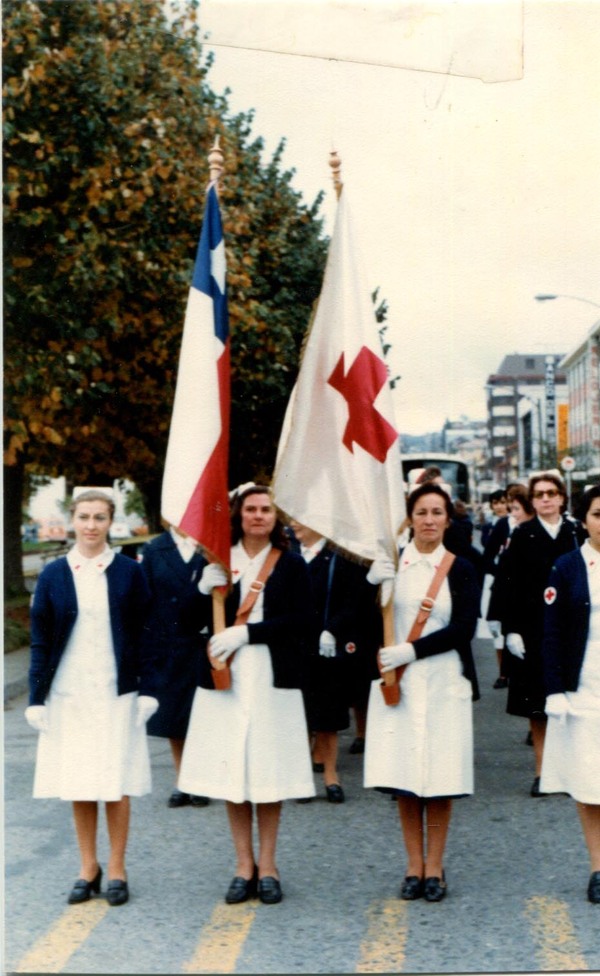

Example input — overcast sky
[202,0,600,434]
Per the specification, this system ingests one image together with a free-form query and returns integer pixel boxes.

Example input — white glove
[198,563,228,595]
[379,642,416,673]
[24,705,49,733]
[209,625,249,662]
[318,630,337,658]
[506,633,525,659]
[545,693,570,723]
[136,696,159,727]
[366,555,396,607]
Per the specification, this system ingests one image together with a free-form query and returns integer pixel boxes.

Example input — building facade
[485,353,566,484]
[560,319,600,479]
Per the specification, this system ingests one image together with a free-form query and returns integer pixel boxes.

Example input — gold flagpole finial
[329,149,343,199]
[208,135,224,192]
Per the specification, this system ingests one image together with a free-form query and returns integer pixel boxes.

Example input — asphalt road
[4,636,599,975]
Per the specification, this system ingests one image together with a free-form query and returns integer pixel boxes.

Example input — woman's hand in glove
[318,630,337,658]
[209,625,249,661]
[545,693,569,723]
[366,554,396,606]
[198,563,229,595]
[24,705,49,733]
[506,633,525,659]
[136,696,159,727]
[378,642,416,673]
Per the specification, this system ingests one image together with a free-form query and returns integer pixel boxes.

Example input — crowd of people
[25,476,600,908]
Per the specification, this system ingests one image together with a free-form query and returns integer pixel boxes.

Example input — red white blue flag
[272,187,405,564]
[161,184,230,568]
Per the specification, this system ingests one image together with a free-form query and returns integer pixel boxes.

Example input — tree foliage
[3,0,327,592]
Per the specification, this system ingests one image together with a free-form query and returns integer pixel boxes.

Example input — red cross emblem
[328,346,398,463]
[544,586,557,605]
[345,642,357,655]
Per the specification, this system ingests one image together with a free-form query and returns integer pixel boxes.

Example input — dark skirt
[303,655,350,732]
[506,639,546,718]
[147,639,206,740]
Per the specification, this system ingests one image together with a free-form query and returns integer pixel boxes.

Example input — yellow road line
[355,899,409,973]
[182,902,257,974]
[14,899,109,973]
[525,895,589,971]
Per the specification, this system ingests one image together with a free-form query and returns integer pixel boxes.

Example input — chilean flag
[272,187,405,565]
[161,184,230,568]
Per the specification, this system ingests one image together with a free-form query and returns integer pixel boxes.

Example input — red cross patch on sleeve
[345,642,357,655]
[544,586,557,605]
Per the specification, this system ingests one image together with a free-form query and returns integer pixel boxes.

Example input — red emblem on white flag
[272,188,405,565]
[328,346,398,462]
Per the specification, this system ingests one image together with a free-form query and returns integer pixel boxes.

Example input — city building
[485,353,566,484]
[560,318,600,479]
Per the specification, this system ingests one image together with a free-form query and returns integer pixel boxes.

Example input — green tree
[3,0,327,595]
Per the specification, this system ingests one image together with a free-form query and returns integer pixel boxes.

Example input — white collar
[538,516,562,539]
[582,540,600,570]
[399,540,446,572]
[231,540,272,582]
[67,545,115,574]
[300,537,327,562]
[170,527,198,561]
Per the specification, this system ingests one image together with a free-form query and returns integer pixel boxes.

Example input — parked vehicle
[36,518,68,543]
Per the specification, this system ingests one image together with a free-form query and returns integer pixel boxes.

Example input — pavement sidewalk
[4,646,29,705]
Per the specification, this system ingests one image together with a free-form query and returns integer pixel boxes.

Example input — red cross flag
[272,188,405,563]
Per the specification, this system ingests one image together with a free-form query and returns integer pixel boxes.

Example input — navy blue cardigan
[199,548,313,691]
[542,548,592,695]
[29,554,154,706]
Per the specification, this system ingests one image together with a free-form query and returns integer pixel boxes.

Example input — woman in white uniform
[179,485,315,905]
[540,484,600,904]
[25,490,157,907]
[364,483,480,902]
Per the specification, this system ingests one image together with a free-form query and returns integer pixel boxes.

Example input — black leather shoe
[190,794,210,807]
[399,876,424,900]
[530,776,545,797]
[106,879,129,907]
[326,783,345,804]
[168,789,191,808]
[587,871,600,904]
[225,868,257,904]
[257,876,283,904]
[493,677,508,689]
[68,866,102,904]
[349,737,365,754]
[424,872,447,902]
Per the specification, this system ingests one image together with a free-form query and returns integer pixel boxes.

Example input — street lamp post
[535,293,600,309]
[535,292,600,485]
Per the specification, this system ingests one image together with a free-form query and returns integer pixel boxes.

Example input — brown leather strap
[209,548,282,689]
[234,548,281,625]
[379,551,456,705]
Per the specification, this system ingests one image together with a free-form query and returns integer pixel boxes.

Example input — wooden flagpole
[208,135,228,639]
